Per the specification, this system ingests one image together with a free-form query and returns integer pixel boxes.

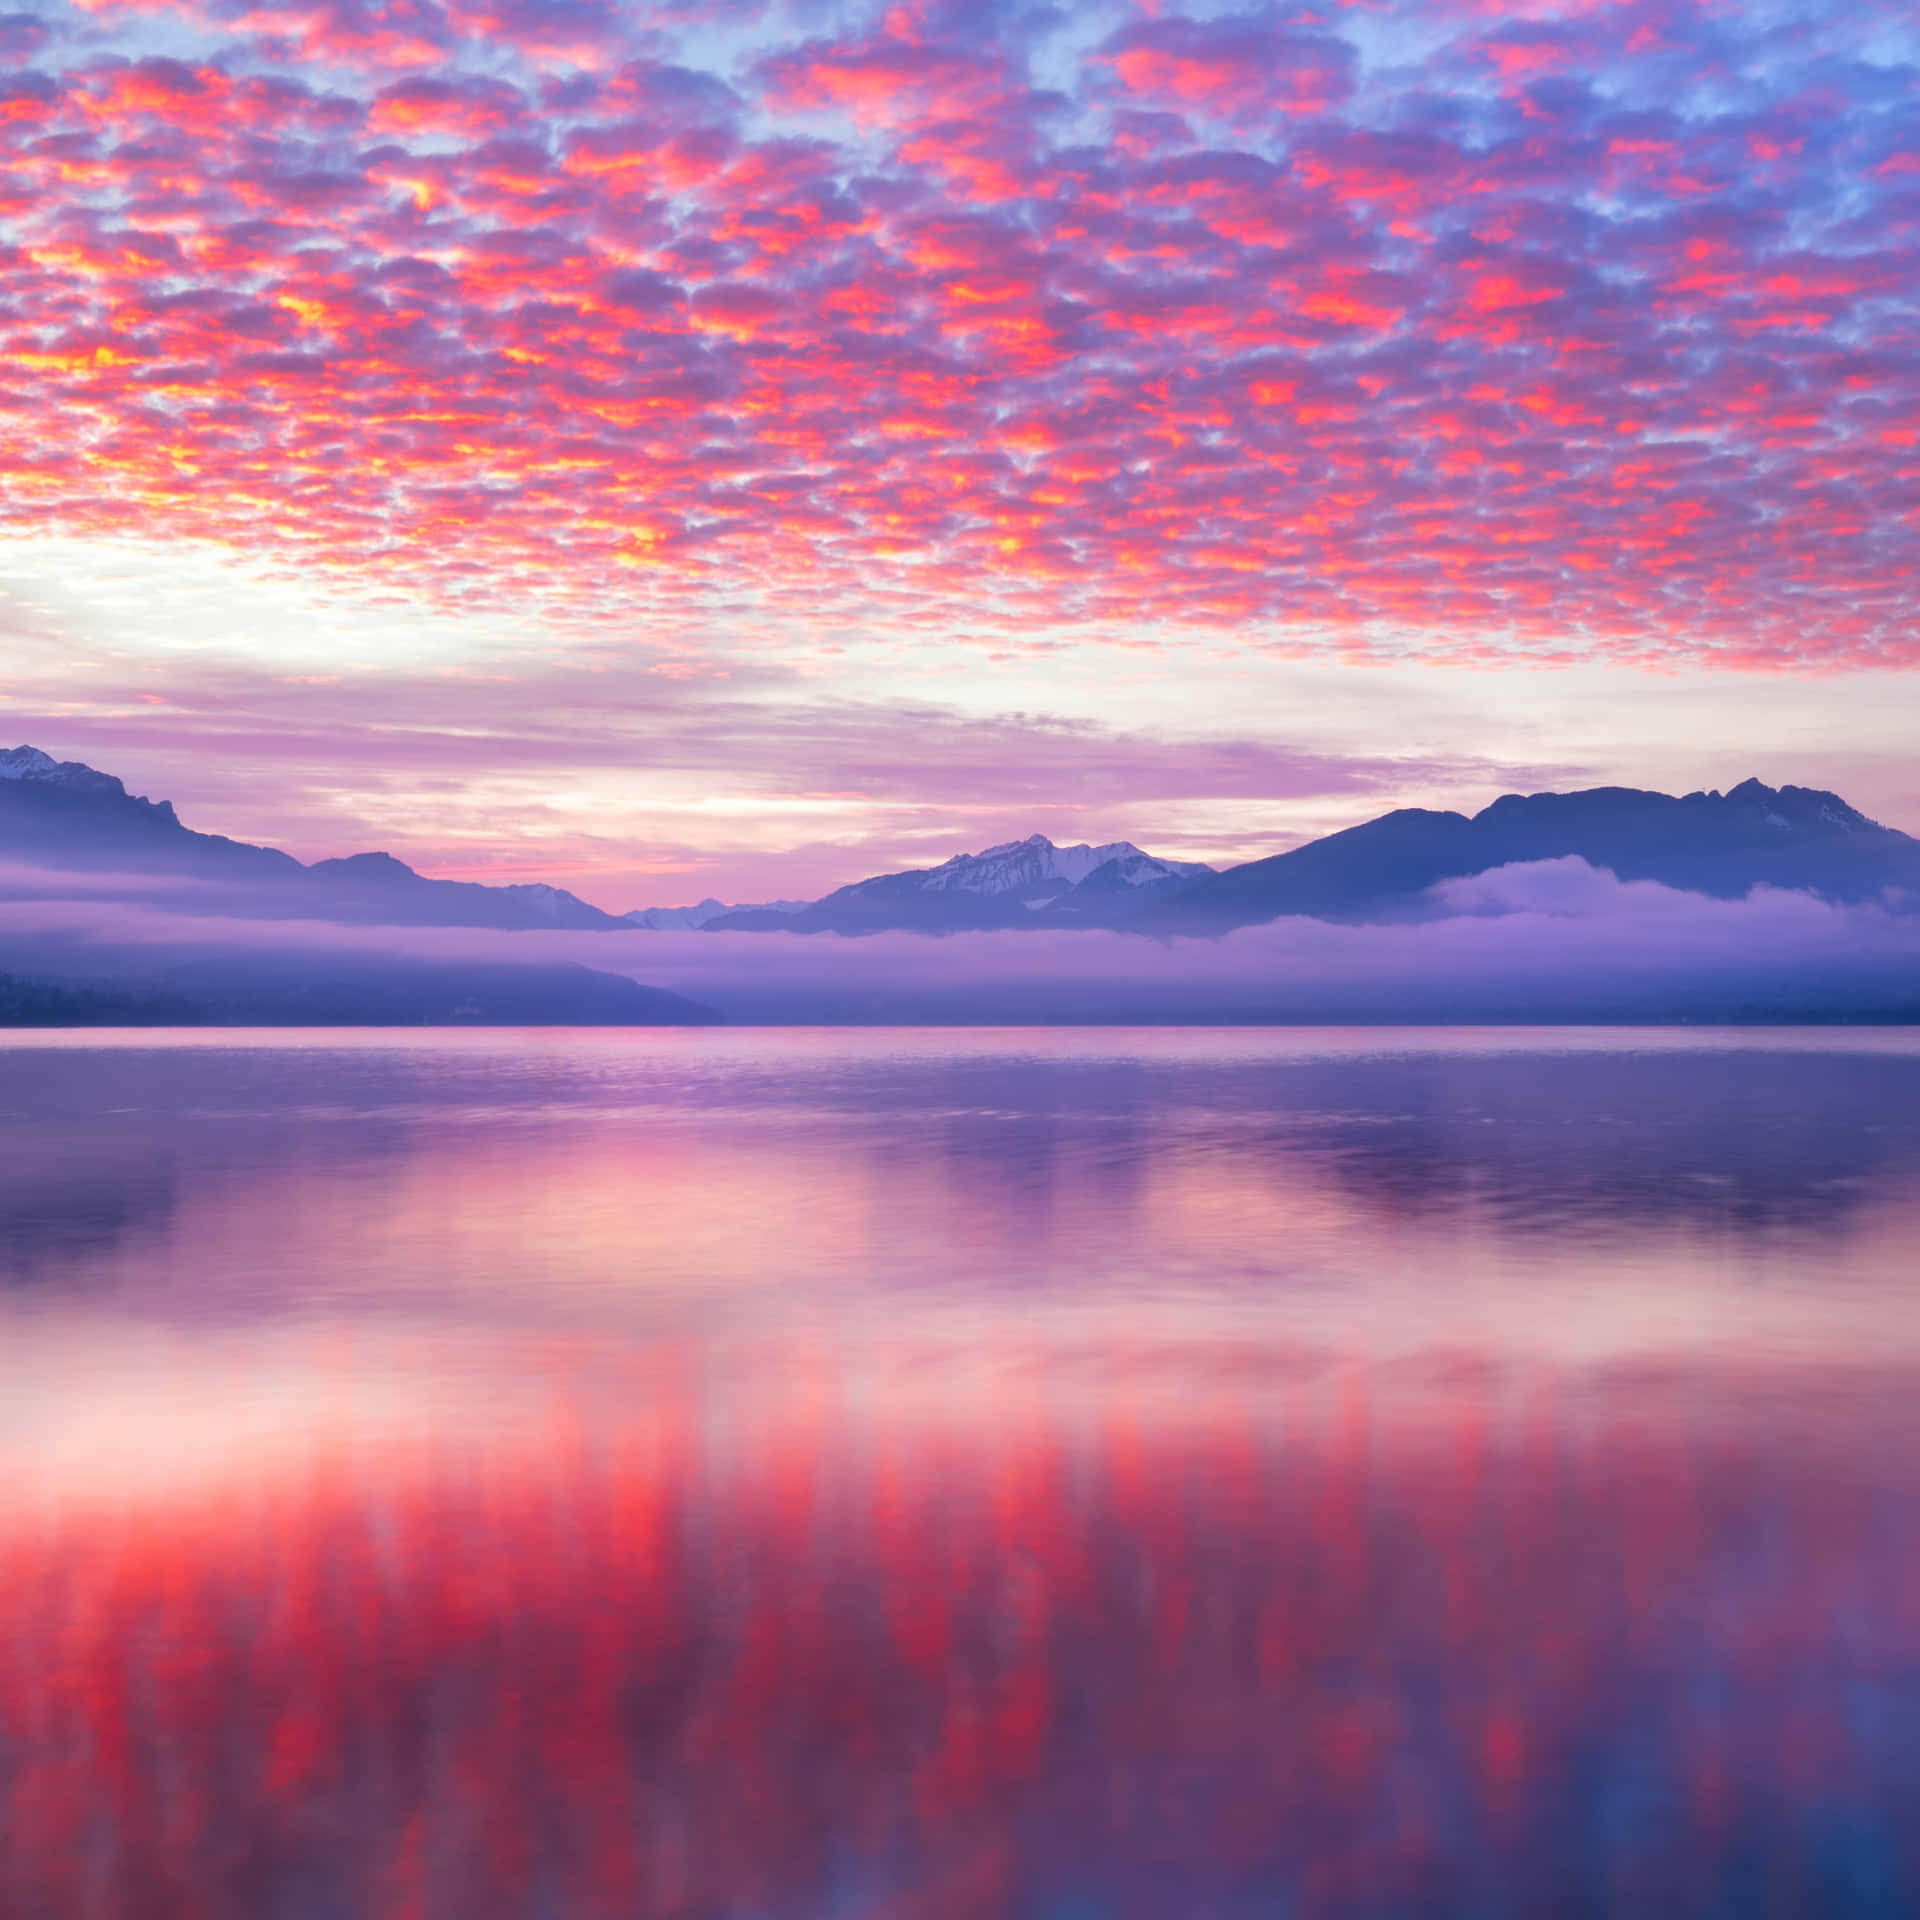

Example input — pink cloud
[0,0,1912,661]
[1097,15,1356,123]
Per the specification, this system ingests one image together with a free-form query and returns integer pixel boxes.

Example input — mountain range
[5,745,1917,939]
[657,786,1920,936]
[4,742,1919,1024]
[0,745,717,1024]
[699,835,1216,933]
[0,745,628,930]
[0,746,1223,934]
[1145,779,1920,934]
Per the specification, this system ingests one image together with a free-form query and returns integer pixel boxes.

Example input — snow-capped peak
[621,897,808,929]
[500,881,606,921]
[0,745,137,800]
[0,746,59,780]
[913,834,1210,896]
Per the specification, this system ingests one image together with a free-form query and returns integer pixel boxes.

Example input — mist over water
[8,855,1920,1024]
[4,1029,1919,1916]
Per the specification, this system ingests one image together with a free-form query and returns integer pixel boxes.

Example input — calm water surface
[3,1028,1919,1918]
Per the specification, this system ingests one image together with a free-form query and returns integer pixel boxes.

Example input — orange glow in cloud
[0,0,1914,664]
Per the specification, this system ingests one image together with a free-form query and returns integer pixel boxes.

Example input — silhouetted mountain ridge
[1145,779,1920,934]
[0,744,624,930]
[0,746,717,1024]
[6,749,1917,948]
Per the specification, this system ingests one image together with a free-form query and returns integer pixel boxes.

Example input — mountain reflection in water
[1,1030,1918,1917]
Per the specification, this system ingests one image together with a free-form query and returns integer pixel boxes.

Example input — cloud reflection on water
[1,1033,1918,1915]
[3,1032,1920,1308]
[3,1339,1918,1919]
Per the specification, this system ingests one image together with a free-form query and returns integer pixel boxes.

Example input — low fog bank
[1,859,1916,1025]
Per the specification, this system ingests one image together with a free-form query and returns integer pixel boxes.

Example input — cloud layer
[4,0,1918,660]
[8,858,1919,1021]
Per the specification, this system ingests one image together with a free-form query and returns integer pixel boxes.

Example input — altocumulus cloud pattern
[4,0,1919,659]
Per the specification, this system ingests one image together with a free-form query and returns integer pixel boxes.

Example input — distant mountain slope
[621,897,809,930]
[296,852,625,930]
[0,746,624,930]
[705,834,1215,933]
[1,744,301,880]
[0,970,209,1027]
[152,956,720,1026]
[0,958,725,1027]
[1148,780,1920,934]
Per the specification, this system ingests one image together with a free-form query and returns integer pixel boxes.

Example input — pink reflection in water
[2,1339,1916,1919]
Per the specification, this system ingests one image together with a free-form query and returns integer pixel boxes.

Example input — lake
[3,1027,1918,1917]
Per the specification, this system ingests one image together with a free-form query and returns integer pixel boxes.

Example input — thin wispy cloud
[1,651,1580,893]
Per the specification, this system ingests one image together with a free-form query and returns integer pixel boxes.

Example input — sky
[1,0,1917,906]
